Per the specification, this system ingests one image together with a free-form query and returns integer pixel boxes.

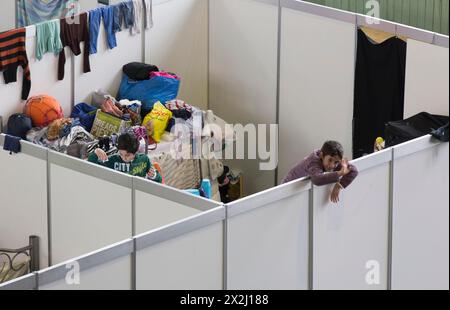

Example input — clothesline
[1,0,153,102]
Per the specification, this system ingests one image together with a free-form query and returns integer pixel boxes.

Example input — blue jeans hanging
[89,6,117,54]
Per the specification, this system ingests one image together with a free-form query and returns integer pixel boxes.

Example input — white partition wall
[0,136,49,268]
[74,22,143,104]
[404,39,449,118]
[146,0,208,110]
[40,256,132,290]
[1,138,449,291]
[278,4,356,184]
[48,151,132,264]
[39,240,133,290]
[136,208,225,290]
[209,0,279,196]
[312,150,391,290]
[391,136,449,290]
[0,0,16,32]
[0,26,73,127]
[134,177,221,234]
[78,0,102,12]
[227,179,310,290]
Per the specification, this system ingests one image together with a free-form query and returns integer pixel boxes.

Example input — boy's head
[320,141,344,171]
[117,133,139,162]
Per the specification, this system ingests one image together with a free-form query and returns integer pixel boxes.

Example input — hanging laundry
[0,28,31,100]
[89,6,117,55]
[17,0,79,27]
[58,12,90,80]
[102,6,117,49]
[113,1,135,33]
[353,28,407,159]
[144,0,153,30]
[131,0,144,35]
[35,20,63,60]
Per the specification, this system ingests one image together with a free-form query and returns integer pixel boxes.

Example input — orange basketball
[24,95,64,127]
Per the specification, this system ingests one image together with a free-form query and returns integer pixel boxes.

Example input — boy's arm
[153,169,162,183]
[87,149,112,168]
[88,152,101,164]
[146,158,163,183]
[338,163,359,188]
[307,161,340,186]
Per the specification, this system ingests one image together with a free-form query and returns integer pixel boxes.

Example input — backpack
[6,114,33,139]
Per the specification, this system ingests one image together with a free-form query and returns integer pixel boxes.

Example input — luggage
[385,112,449,147]
[117,72,180,116]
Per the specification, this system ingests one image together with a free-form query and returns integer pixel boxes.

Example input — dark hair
[117,133,139,154]
[321,141,344,159]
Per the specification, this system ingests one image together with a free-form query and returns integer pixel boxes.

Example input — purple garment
[282,150,358,188]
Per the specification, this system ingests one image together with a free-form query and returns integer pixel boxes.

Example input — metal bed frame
[0,236,40,283]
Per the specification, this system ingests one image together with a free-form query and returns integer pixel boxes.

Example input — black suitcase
[385,112,449,147]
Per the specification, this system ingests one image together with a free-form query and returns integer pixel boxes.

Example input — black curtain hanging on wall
[353,29,407,159]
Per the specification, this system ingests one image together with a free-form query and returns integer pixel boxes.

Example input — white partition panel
[40,256,132,290]
[278,7,356,184]
[74,22,142,104]
[136,209,224,290]
[134,177,220,234]
[209,0,279,195]
[49,152,132,264]
[39,240,132,290]
[0,136,49,268]
[0,0,15,33]
[146,0,208,110]
[404,39,449,118]
[227,179,311,290]
[0,273,36,291]
[78,0,102,12]
[313,151,391,290]
[392,137,449,290]
[0,26,73,128]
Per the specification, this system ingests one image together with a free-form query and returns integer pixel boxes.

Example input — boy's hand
[330,183,341,203]
[338,158,350,177]
[95,148,108,162]
[147,167,157,180]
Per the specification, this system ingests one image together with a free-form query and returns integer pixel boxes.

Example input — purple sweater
[282,150,359,188]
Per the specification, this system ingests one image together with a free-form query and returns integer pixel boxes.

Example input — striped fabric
[17,0,79,27]
[0,28,31,100]
[151,144,202,190]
